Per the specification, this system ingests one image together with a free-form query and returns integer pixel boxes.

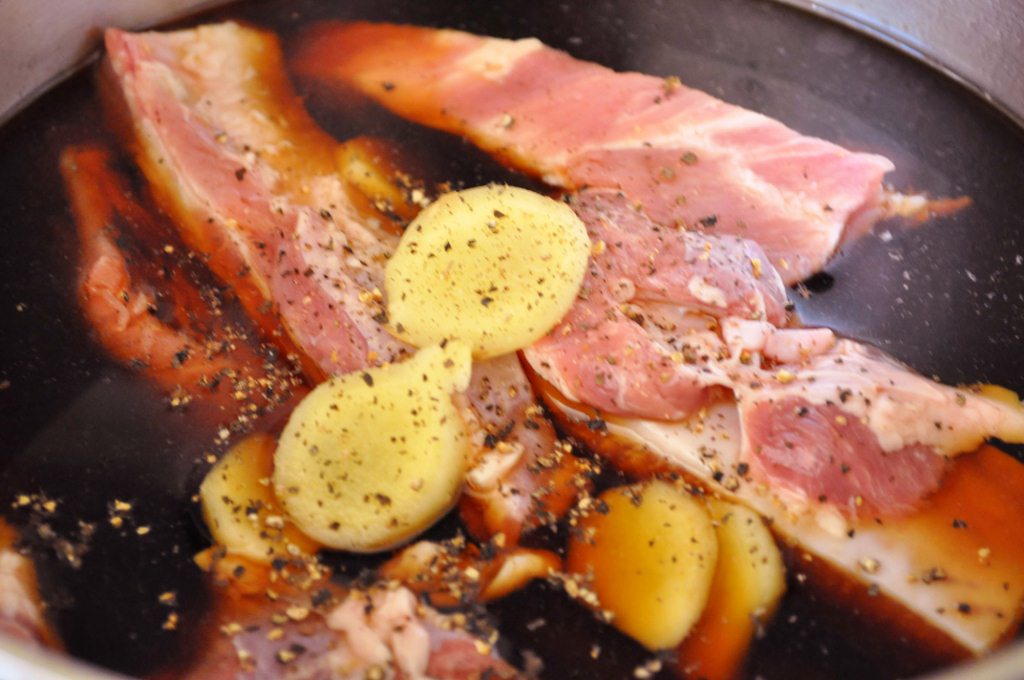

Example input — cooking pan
[0,1,1021,678]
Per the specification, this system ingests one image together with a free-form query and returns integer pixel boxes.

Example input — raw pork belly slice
[523,189,1024,516]
[181,581,519,679]
[294,22,895,284]
[525,189,787,420]
[105,22,407,378]
[726,325,1024,516]
[103,22,578,544]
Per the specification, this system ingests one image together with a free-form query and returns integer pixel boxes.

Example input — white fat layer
[457,37,543,82]
[0,550,44,637]
[686,275,728,308]
[466,442,527,493]
[721,318,771,360]
[458,399,528,494]
[762,326,836,364]
[326,587,435,680]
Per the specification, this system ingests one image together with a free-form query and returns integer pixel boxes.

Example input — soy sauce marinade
[1,0,1023,678]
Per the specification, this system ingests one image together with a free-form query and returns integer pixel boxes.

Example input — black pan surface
[0,0,1021,678]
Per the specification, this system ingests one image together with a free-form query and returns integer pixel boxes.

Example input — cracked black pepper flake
[311,588,332,608]
[171,348,190,368]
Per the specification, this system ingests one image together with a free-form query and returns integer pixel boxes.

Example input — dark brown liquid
[1,0,1022,678]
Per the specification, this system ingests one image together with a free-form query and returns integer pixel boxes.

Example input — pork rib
[294,21,896,284]
[105,22,407,378]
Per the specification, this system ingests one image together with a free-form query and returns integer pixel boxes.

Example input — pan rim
[0,1,1021,679]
